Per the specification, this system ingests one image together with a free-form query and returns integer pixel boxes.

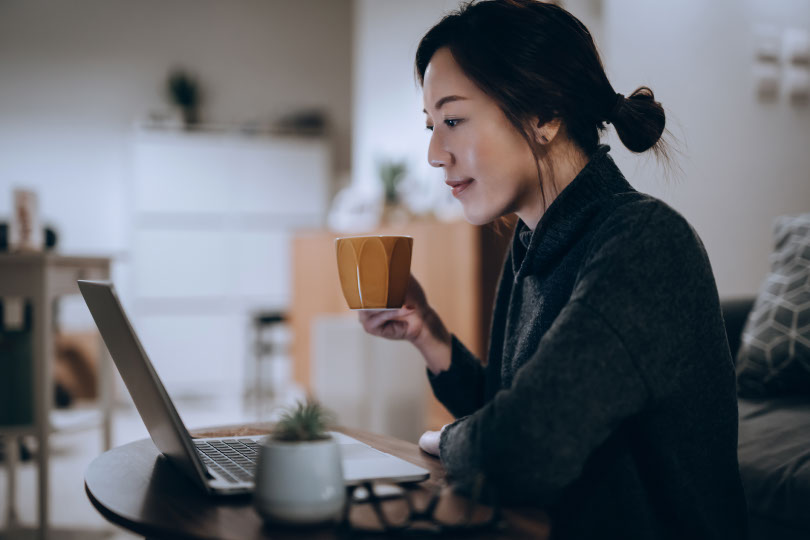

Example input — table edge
[85,480,206,540]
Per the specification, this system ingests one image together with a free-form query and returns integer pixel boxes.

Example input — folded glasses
[339,475,504,537]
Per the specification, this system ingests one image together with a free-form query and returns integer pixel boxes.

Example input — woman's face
[422,47,542,226]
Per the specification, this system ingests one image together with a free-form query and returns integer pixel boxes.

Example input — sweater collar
[511,145,635,279]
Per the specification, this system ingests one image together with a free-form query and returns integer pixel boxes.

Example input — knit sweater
[428,146,748,539]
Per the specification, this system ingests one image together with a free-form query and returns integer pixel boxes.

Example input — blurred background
[0,0,809,538]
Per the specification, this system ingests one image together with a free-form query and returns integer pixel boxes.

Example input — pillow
[736,213,810,397]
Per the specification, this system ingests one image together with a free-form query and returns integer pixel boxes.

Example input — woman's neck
[517,141,589,230]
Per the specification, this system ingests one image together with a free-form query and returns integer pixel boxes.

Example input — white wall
[0,0,352,257]
[352,0,810,298]
[351,0,463,196]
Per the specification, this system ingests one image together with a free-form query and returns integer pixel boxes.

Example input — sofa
[722,297,810,540]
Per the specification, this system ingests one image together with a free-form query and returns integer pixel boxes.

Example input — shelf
[134,212,324,230]
[132,295,289,315]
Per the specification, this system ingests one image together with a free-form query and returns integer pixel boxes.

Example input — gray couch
[722,298,810,540]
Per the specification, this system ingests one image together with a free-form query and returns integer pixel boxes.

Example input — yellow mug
[335,235,413,310]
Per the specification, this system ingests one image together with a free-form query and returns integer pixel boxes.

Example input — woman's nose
[427,133,453,168]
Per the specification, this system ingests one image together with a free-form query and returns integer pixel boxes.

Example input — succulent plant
[166,69,202,127]
[271,400,336,442]
[378,159,408,205]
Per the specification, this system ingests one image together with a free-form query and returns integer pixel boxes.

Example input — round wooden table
[85,424,549,539]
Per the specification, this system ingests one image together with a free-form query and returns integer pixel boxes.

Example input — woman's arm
[426,335,487,418]
[424,247,515,420]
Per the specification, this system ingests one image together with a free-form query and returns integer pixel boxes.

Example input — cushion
[738,397,810,533]
[721,297,756,361]
[736,214,810,397]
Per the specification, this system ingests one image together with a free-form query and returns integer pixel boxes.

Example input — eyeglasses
[339,475,504,536]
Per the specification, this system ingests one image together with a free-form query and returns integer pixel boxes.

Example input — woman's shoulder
[601,192,699,242]
[585,192,708,269]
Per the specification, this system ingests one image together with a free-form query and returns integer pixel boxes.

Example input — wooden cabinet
[290,219,512,429]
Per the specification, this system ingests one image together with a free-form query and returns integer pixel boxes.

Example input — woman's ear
[532,117,561,145]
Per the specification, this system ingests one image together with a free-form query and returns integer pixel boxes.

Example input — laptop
[78,280,430,496]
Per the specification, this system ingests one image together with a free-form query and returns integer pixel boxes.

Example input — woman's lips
[447,178,474,197]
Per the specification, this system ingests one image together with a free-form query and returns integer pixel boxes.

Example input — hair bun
[606,93,624,124]
[611,86,666,154]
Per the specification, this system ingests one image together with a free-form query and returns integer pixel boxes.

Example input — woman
[359,1,747,538]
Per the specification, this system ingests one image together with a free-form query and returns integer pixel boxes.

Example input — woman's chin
[461,207,499,227]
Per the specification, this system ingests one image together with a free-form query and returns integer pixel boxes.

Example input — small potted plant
[253,400,345,525]
[378,158,412,225]
[166,69,202,129]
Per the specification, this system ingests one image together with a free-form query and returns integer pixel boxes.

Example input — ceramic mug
[253,436,345,524]
[335,235,413,310]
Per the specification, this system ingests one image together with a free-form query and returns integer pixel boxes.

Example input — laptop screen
[78,280,210,489]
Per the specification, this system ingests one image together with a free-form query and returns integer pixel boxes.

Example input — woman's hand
[418,425,448,457]
[357,275,431,342]
[358,275,452,374]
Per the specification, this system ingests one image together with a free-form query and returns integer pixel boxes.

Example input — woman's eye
[425,119,462,132]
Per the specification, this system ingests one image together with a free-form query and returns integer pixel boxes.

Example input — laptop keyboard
[194,439,259,484]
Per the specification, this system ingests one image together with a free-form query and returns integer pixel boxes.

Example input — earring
[540,135,549,144]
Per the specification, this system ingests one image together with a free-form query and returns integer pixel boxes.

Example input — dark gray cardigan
[429,146,748,539]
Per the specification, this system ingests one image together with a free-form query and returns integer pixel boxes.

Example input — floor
[0,388,303,540]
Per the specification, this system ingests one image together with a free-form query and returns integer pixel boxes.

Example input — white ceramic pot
[253,436,346,525]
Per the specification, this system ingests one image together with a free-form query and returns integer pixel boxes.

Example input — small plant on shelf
[166,69,202,129]
[378,159,408,206]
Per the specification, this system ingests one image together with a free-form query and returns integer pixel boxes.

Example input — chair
[0,252,114,538]
[245,311,289,417]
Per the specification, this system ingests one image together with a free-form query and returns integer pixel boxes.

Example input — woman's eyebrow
[423,95,468,114]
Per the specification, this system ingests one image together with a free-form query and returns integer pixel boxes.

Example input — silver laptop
[78,280,429,496]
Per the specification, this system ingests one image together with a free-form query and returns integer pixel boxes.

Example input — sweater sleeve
[437,202,700,505]
[427,335,486,418]
[439,299,647,505]
[427,239,515,420]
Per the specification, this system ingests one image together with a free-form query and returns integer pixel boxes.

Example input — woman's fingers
[358,306,411,321]
[357,307,421,341]
[418,424,450,456]
[378,319,407,339]
[359,307,413,331]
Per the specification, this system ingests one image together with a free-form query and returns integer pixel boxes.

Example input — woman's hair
[415,0,668,163]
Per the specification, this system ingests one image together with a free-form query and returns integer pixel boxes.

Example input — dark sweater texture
[429,146,748,539]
